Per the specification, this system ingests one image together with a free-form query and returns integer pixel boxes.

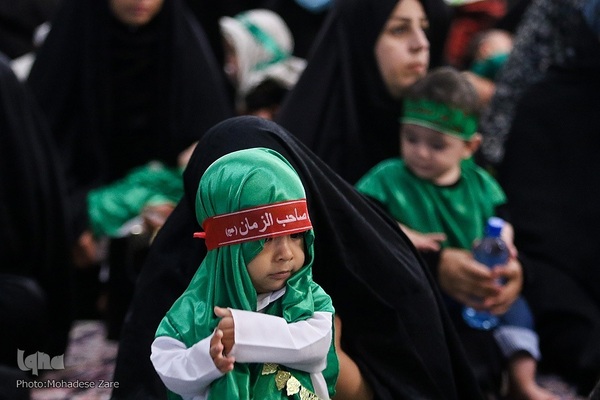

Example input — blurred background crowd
[1,0,599,399]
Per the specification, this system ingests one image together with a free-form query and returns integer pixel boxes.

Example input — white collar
[256,287,286,312]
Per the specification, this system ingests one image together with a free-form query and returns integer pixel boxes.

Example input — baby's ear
[463,133,482,158]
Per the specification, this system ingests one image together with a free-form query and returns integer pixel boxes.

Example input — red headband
[194,199,312,250]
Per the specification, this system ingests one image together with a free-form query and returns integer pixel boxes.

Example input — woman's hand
[333,316,374,400]
[438,247,523,314]
[485,257,523,314]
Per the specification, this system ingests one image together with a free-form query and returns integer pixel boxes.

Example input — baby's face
[247,233,305,294]
[478,31,513,61]
[401,124,470,186]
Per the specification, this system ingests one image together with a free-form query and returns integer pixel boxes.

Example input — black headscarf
[498,18,600,394]
[0,52,72,356]
[479,0,592,167]
[275,0,451,184]
[259,0,330,59]
[112,116,483,400]
[27,0,234,236]
[0,0,61,59]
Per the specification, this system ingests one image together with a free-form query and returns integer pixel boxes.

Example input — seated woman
[27,0,234,268]
[111,116,484,400]
[0,52,72,398]
[27,0,234,333]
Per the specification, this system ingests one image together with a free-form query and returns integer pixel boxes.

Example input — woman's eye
[390,25,408,35]
[264,237,273,243]
[290,232,304,240]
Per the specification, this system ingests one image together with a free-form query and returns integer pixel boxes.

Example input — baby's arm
[398,223,446,252]
[226,308,333,373]
[150,328,234,398]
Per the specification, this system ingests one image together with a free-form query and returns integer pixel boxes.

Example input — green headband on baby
[401,98,478,140]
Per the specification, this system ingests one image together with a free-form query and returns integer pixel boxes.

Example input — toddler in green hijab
[150,148,338,400]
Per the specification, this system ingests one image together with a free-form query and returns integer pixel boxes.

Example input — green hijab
[155,148,338,400]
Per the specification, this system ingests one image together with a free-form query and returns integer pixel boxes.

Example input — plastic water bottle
[462,217,509,330]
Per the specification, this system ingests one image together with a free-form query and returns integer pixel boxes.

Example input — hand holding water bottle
[462,217,523,329]
[483,251,523,315]
[438,220,523,318]
[480,219,521,315]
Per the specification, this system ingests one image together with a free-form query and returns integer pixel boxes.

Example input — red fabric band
[195,199,312,250]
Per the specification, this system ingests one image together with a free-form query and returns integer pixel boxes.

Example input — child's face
[222,37,239,87]
[478,31,513,61]
[375,0,430,98]
[247,233,306,294]
[401,124,472,185]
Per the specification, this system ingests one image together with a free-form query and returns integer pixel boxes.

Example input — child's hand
[214,306,235,355]
[210,329,235,373]
[142,203,175,233]
[399,223,446,252]
[177,141,198,168]
[72,230,105,268]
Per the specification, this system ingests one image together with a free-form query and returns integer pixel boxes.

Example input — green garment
[470,52,510,81]
[87,161,183,237]
[155,148,338,400]
[356,158,506,249]
[402,98,478,140]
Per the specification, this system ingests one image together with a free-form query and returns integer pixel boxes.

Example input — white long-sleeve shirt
[150,289,333,400]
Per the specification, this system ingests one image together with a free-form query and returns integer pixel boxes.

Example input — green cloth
[470,52,510,80]
[87,161,183,237]
[355,158,506,249]
[401,98,479,140]
[155,148,338,400]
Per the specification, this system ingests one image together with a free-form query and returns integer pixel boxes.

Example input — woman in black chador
[275,0,452,184]
[498,6,600,394]
[0,52,72,398]
[27,0,234,264]
[111,116,484,400]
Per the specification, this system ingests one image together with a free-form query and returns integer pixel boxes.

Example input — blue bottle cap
[486,217,504,237]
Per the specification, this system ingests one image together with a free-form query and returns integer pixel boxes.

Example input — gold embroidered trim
[286,376,301,395]
[275,370,291,390]
[300,387,320,400]
[262,363,278,375]
[259,363,322,399]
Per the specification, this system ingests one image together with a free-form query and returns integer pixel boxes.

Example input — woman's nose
[410,28,430,52]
